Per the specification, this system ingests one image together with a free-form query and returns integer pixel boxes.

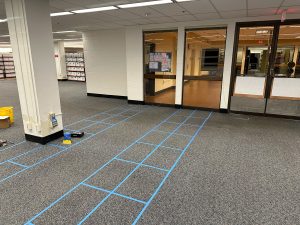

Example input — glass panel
[144,31,177,105]
[267,24,300,117]
[183,28,226,109]
[231,25,274,113]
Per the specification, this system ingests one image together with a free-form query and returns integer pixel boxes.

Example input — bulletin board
[149,52,172,72]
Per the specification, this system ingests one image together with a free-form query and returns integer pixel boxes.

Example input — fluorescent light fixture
[0,18,7,23]
[0,34,9,37]
[72,6,117,13]
[50,12,73,17]
[118,0,172,9]
[256,30,269,34]
[53,31,78,34]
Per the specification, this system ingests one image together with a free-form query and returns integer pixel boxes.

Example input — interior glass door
[183,28,226,109]
[266,24,300,117]
[230,25,275,113]
[144,30,178,105]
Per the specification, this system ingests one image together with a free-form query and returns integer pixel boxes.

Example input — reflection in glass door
[144,31,178,105]
[230,25,275,113]
[266,24,300,116]
[183,28,226,109]
[231,22,300,117]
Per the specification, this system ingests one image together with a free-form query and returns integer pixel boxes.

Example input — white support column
[220,22,236,110]
[125,26,144,102]
[5,0,63,144]
[54,41,67,80]
[175,26,185,106]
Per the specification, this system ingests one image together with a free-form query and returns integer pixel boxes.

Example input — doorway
[143,30,178,106]
[182,28,227,109]
[230,21,300,118]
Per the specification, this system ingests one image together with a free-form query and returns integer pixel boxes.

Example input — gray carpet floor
[0,79,299,225]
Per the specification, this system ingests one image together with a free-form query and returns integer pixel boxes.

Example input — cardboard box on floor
[0,116,10,129]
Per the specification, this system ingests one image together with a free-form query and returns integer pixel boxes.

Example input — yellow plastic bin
[0,106,14,124]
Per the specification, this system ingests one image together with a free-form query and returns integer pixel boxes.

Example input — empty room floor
[145,80,222,109]
[0,80,300,225]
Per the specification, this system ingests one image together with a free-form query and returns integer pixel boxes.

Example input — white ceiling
[0,0,299,43]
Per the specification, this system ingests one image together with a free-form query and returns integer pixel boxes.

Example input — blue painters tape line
[0,145,44,166]
[0,140,26,152]
[0,110,142,186]
[131,112,213,225]
[154,129,192,137]
[137,141,183,151]
[7,160,29,168]
[47,144,67,150]
[77,110,196,224]
[24,110,178,224]
[115,158,169,173]
[64,106,125,128]
[81,183,146,205]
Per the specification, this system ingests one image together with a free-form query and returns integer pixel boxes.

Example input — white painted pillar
[54,41,67,80]
[220,22,236,110]
[5,0,63,144]
[175,26,185,106]
[125,26,144,102]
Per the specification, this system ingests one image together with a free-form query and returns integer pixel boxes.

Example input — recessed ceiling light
[72,6,117,13]
[0,18,7,23]
[118,0,172,9]
[53,31,78,34]
[50,12,73,17]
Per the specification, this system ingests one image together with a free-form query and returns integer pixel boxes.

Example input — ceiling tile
[172,14,196,22]
[220,10,247,18]
[248,8,278,16]
[124,7,165,18]
[148,16,175,23]
[278,5,300,14]
[150,4,186,16]
[193,12,220,20]
[248,0,283,9]
[211,0,246,11]
[282,0,300,6]
[178,0,216,14]
[103,9,141,20]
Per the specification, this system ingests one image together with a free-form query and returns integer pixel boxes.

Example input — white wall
[54,41,67,80]
[125,27,143,101]
[83,12,300,108]
[83,29,127,97]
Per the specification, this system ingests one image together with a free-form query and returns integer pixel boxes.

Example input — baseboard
[128,100,145,105]
[58,78,68,81]
[87,93,127,100]
[25,130,64,145]
[220,108,228,113]
[175,104,182,109]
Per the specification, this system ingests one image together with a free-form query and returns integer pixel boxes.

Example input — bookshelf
[0,53,16,79]
[65,51,86,82]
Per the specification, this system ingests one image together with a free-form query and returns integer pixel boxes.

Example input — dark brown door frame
[143,29,179,107]
[181,27,228,111]
[228,19,300,119]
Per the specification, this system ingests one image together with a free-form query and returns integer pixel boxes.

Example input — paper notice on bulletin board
[149,52,172,72]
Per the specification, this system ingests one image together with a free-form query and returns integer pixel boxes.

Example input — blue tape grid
[0,106,143,184]
[25,109,212,225]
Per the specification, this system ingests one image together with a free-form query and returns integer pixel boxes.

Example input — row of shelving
[0,54,16,79]
[65,52,86,82]
[0,51,86,82]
